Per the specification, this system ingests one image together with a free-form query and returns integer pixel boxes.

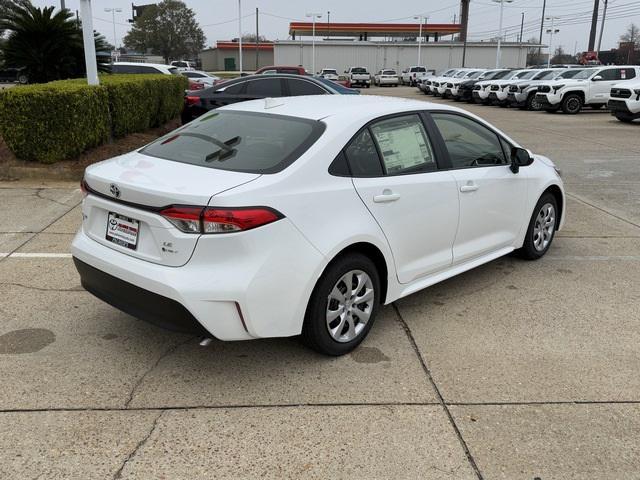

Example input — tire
[17,74,28,84]
[561,93,583,114]
[526,93,540,111]
[301,253,380,356]
[516,193,559,260]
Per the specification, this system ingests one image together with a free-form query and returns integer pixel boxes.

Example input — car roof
[219,94,462,122]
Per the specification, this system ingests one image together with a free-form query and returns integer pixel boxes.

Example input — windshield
[454,71,468,78]
[560,69,585,79]
[467,71,484,79]
[487,70,510,80]
[352,67,367,73]
[141,111,326,174]
[314,76,359,94]
[573,69,596,79]
[533,70,554,80]
[518,71,538,80]
[539,70,561,80]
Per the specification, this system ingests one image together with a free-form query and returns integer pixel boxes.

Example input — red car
[255,65,308,75]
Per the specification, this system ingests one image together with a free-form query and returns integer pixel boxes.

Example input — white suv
[609,79,640,123]
[535,66,640,114]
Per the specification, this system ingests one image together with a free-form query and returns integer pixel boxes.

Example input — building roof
[289,22,461,38]
[214,41,274,51]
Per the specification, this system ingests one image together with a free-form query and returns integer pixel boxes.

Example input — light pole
[493,0,514,68]
[546,16,560,67]
[104,7,122,53]
[79,0,99,85]
[413,15,429,66]
[238,0,243,74]
[306,12,322,74]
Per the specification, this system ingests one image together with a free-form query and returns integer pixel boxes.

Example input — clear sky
[34,0,640,55]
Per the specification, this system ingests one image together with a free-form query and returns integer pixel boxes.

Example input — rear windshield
[383,70,397,75]
[141,111,325,174]
[323,69,337,74]
[411,67,427,72]
[351,67,367,73]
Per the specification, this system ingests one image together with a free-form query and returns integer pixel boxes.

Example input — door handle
[373,190,401,203]
[460,184,479,193]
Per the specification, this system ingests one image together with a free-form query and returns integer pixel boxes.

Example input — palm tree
[0,3,110,83]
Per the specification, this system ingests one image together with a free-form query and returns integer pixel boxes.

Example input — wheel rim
[530,97,540,110]
[326,270,374,343]
[567,98,580,112]
[533,203,556,252]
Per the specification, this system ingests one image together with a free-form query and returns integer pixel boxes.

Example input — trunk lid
[83,151,260,266]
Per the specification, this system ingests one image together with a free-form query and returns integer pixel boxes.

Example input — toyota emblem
[109,183,121,198]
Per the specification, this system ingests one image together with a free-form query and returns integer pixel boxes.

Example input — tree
[123,0,205,63]
[0,3,111,83]
[0,0,30,38]
[620,23,640,48]
[241,33,268,43]
[550,46,576,65]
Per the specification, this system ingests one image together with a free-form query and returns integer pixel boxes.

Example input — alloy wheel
[533,203,556,252]
[326,270,374,343]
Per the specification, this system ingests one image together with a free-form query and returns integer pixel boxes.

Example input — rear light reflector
[160,206,203,233]
[185,95,201,106]
[202,207,282,233]
[159,206,283,234]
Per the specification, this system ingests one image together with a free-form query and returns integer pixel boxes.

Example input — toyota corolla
[72,96,565,356]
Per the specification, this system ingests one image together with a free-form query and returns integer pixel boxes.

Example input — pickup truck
[401,66,427,86]
[609,79,640,123]
[535,66,640,114]
[346,67,371,88]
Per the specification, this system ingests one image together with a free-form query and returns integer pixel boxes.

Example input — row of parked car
[417,65,640,123]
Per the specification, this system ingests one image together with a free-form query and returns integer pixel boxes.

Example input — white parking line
[0,253,72,258]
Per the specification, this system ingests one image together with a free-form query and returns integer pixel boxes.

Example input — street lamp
[79,0,99,85]
[104,7,122,54]
[306,12,322,74]
[492,0,514,68]
[413,15,429,66]
[545,16,560,68]
[238,0,243,74]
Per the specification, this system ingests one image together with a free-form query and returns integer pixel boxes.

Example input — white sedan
[180,70,220,87]
[72,96,565,356]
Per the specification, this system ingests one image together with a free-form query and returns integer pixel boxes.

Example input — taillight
[80,178,89,197]
[185,95,201,106]
[160,206,203,233]
[159,206,283,234]
[202,207,282,233]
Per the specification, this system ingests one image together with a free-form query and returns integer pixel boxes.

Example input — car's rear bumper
[74,257,209,335]
[71,216,324,341]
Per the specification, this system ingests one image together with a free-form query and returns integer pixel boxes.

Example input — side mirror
[592,75,603,81]
[510,147,533,174]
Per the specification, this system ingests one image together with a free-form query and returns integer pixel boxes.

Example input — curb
[0,164,83,182]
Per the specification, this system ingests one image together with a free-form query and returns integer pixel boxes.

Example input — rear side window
[431,113,507,168]
[245,78,283,96]
[344,129,383,177]
[287,79,326,96]
[141,111,325,174]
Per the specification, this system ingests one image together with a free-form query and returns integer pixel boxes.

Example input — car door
[590,68,626,102]
[349,113,460,284]
[429,112,528,264]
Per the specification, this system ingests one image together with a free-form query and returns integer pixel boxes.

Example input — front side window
[370,115,436,175]
[287,79,326,96]
[245,78,283,96]
[141,111,325,174]
[431,113,507,168]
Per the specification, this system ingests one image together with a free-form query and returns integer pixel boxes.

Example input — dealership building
[201,22,536,73]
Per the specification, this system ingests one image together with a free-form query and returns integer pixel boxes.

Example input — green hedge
[0,74,188,163]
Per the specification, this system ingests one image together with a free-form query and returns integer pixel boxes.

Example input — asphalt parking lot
[1,86,640,479]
